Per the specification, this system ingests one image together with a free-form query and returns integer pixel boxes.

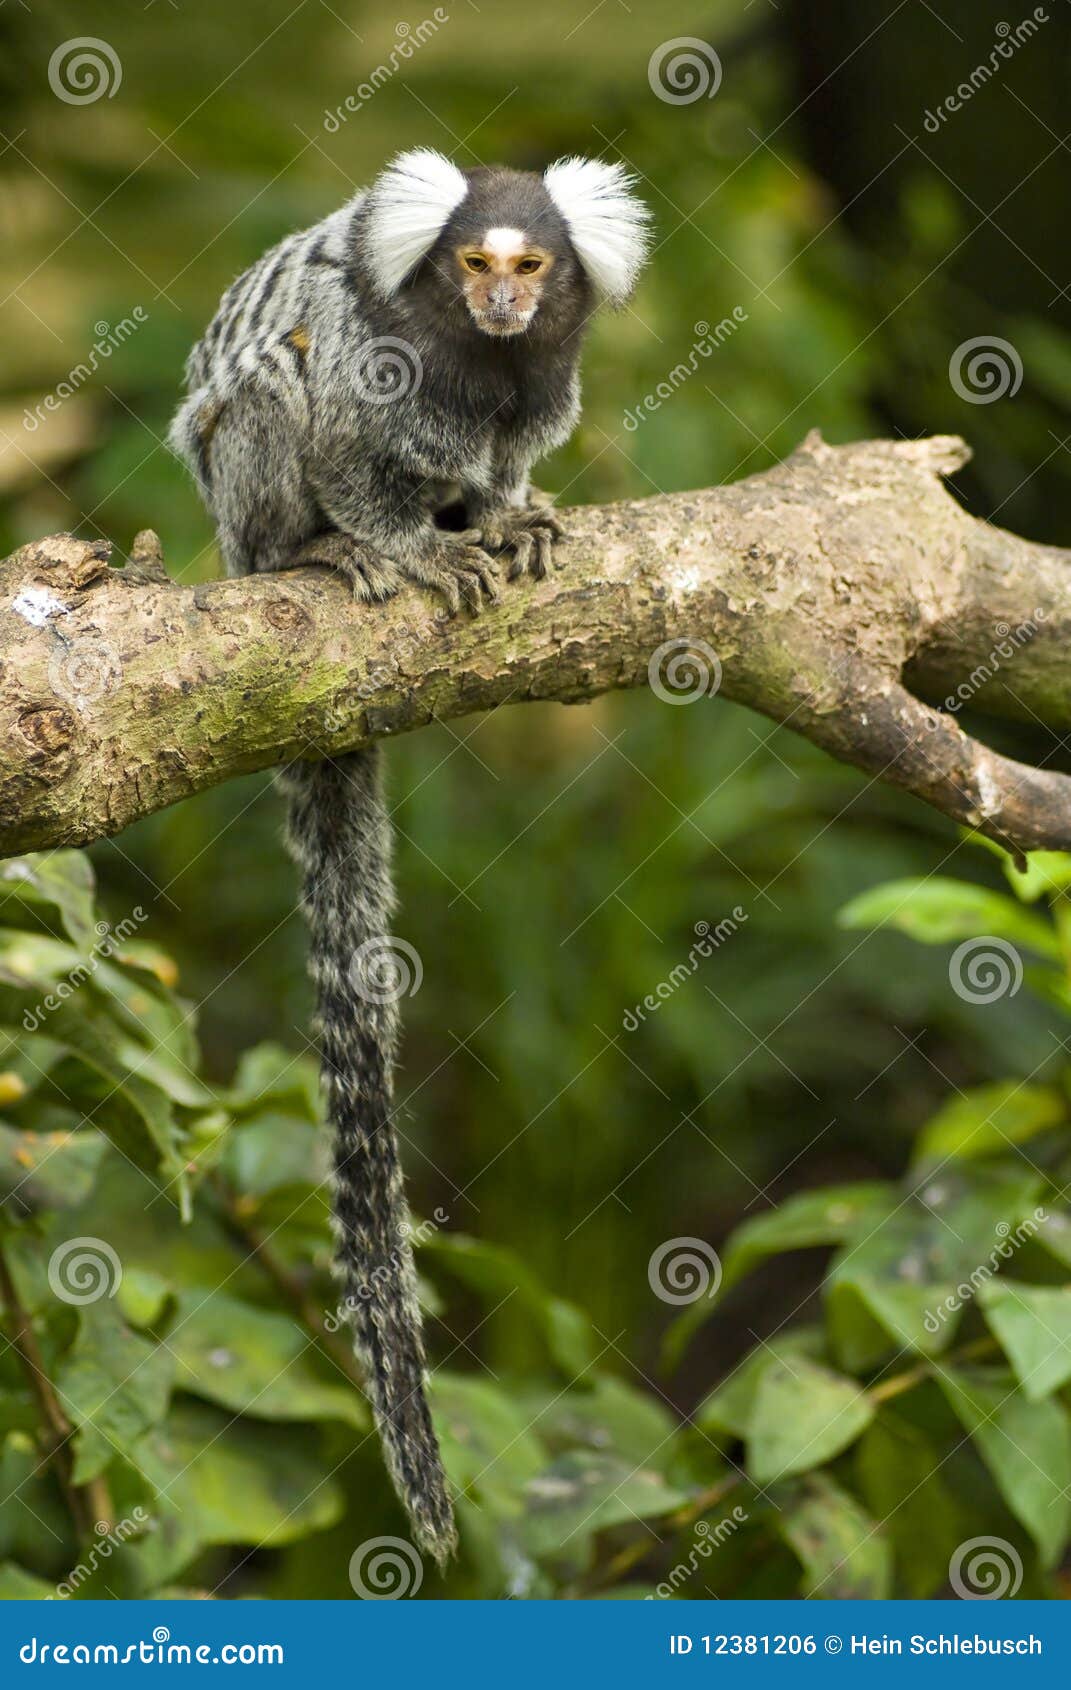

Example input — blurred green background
[4,0,1071,1600]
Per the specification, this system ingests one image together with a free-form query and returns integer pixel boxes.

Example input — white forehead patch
[482,227,527,261]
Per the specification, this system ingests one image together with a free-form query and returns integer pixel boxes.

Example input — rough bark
[2,431,1070,856]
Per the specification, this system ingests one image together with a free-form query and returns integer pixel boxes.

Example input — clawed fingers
[528,507,567,540]
[425,545,500,615]
[507,531,535,580]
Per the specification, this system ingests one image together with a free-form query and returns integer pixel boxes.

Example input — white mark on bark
[11,587,69,626]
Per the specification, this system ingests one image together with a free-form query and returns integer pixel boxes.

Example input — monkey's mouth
[470,305,534,338]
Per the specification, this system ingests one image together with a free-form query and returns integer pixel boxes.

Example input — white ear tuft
[543,157,651,305]
[363,148,469,297]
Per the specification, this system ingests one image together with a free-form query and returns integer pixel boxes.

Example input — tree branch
[3,431,1070,856]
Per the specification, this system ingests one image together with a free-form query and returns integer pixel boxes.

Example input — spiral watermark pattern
[948,1535,1023,1599]
[48,38,123,105]
[353,336,423,404]
[648,1237,722,1305]
[949,336,1023,404]
[47,640,122,712]
[948,936,1023,1004]
[648,638,722,705]
[648,37,722,104]
[48,1237,122,1305]
[348,1535,424,1599]
[349,936,423,1004]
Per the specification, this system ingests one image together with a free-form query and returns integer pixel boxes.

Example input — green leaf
[978,1281,1071,1401]
[855,1405,985,1598]
[221,1115,324,1198]
[55,1300,174,1484]
[0,1432,69,1566]
[225,1042,320,1120]
[825,1165,1044,1368]
[0,1561,58,1599]
[116,1266,173,1329]
[423,1232,597,1377]
[0,973,183,1186]
[128,1402,343,1587]
[0,1123,107,1213]
[721,1182,895,1288]
[520,1451,687,1558]
[937,1365,1071,1566]
[914,1082,1066,1165]
[747,1357,874,1486]
[0,853,98,948]
[697,1329,826,1438]
[431,1373,546,1518]
[838,878,1060,959]
[165,1290,367,1428]
[516,1375,679,1473]
[1002,851,1071,904]
[777,1473,891,1598]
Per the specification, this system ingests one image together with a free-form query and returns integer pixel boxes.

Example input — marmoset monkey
[170,148,650,1564]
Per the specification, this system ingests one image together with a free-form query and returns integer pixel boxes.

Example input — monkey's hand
[402,534,500,617]
[292,531,406,603]
[464,495,567,582]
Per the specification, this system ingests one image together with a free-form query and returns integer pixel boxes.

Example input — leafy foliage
[2,843,1071,1599]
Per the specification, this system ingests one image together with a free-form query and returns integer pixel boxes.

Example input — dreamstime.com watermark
[623,911,747,1031]
[23,311,148,432]
[352,335,423,403]
[324,1208,448,1331]
[941,612,1045,710]
[348,1535,423,1598]
[922,10,1049,133]
[22,908,147,1031]
[646,1507,750,1598]
[19,1628,284,1665]
[949,1535,1024,1599]
[648,37,722,104]
[948,937,1023,1005]
[51,1510,154,1599]
[923,1207,1048,1334]
[624,311,748,431]
[47,1237,123,1305]
[648,1237,722,1305]
[949,335,1023,404]
[48,37,122,104]
[348,934,423,1005]
[647,637,723,704]
[323,13,449,130]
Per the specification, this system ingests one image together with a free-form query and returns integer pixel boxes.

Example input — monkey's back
[168,198,370,490]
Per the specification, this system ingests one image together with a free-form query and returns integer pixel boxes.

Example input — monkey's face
[454,229,556,337]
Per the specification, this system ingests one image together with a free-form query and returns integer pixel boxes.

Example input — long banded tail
[279,747,457,1563]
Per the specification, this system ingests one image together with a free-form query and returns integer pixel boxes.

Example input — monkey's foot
[404,540,499,616]
[465,501,567,582]
[292,531,404,603]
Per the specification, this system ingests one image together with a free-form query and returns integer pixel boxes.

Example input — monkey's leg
[308,447,499,616]
[290,530,404,602]
[204,381,337,578]
[464,501,568,582]
[462,464,568,581]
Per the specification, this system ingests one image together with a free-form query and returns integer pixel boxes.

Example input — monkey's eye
[462,253,489,273]
[516,257,543,275]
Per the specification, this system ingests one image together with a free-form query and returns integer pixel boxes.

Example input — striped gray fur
[169,149,650,1564]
